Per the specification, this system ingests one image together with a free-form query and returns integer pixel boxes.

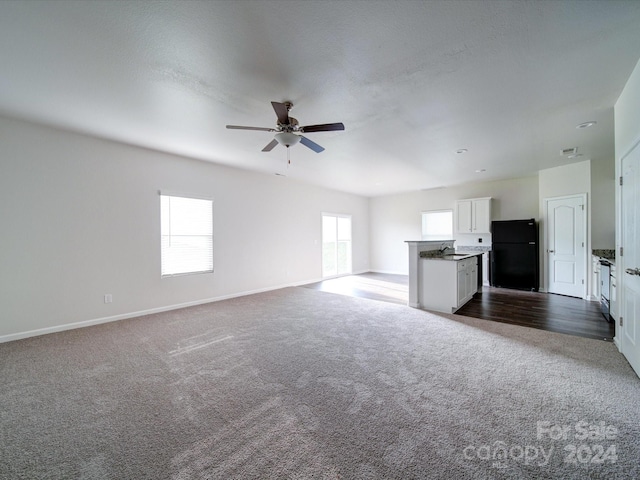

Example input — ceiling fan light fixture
[227,101,342,153]
[275,132,301,147]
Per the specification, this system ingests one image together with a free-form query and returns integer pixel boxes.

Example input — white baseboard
[0,277,324,345]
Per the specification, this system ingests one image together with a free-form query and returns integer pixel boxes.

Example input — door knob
[626,268,640,276]
[548,250,554,253]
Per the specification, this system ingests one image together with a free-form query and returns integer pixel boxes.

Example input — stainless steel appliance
[600,259,611,321]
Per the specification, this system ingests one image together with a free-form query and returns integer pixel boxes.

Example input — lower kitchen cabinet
[420,256,478,313]
[592,255,601,301]
[610,264,617,321]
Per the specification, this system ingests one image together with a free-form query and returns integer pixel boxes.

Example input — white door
[621,143,640,375]
[546,194,587,298]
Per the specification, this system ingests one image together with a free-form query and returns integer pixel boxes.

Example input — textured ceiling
[1,0,640,196]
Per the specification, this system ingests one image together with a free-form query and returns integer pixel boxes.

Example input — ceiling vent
[561,147,578,156]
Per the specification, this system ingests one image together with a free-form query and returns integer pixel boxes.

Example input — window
[421,210,453,240]
[322,214,352,278]
[160,193,213,276]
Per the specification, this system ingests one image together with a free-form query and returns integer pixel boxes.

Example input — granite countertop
[419,245,490,261]
[455,245,491,252]
[593,249,615,261]
[420,251,480,261]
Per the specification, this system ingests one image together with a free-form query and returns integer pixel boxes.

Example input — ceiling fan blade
[301,122,345,133]
[226,125,274,132]
[300,136,325,153]
[271,102,290,124]
[261,138,279,152]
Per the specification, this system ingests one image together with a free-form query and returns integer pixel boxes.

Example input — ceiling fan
[226,101,344,153]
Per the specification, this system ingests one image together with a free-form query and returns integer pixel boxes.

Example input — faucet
[438,243,451,255]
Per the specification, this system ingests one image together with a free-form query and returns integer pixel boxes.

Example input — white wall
[591,156,616,249]
[369,175,539,274]
[0,116,369,340]
[615,58,640,156]
[538,160,591,202]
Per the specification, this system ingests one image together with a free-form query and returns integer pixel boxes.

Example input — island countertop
[419,251,485,261]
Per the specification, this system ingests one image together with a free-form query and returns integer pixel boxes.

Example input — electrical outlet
[104,294,113,304]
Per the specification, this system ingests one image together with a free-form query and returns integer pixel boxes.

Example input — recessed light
[456,149,468,154]
[576,121,596,129]
[475,169,486,173]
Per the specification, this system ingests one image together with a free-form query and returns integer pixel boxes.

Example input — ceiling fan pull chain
[287,146,291,165]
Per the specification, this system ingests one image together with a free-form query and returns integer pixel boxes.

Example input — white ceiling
[1,1,640,197]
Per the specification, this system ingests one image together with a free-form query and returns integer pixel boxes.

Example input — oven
[600,259,611,321]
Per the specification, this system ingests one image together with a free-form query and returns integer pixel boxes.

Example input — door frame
[542,193,588,299]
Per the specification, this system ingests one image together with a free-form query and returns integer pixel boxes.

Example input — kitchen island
[405,240,484,313]
[420,252,483,313]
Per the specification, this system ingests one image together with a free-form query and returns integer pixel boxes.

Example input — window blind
[161,194,213,276]
[421,210,453,240]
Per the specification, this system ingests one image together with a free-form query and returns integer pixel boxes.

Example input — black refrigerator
[490,219,539,291]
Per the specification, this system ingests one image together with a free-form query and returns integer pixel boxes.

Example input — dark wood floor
[303,273,615,342]
[457,287,615,342]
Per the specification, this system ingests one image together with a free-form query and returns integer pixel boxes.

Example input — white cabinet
[420,256,478,313]
[611,264,617,321]
[457,257,477,307]
[455,197,491,234]
[591,255,601,301]
[469,260,478,297]
[456,199,473,234]
[473,198,491,233]
[482,252,490,286]
[457,267,467,305]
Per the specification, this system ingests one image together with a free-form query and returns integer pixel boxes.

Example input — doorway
[544,194,587,298]
[322,214,352,278]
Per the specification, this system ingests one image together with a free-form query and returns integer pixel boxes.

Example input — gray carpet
[1,287,638,479]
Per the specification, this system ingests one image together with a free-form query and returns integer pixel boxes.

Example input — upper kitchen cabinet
[455,197,492,234]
